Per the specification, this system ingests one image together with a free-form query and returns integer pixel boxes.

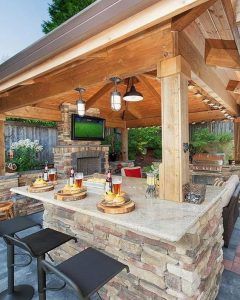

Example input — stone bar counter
[11,178,225,300]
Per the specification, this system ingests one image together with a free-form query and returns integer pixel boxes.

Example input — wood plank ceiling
[1,0,239,127]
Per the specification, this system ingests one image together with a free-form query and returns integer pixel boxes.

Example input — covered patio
[1,0,240,299]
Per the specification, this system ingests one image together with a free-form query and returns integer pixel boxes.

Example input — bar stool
[0,216,41,300]
[0,201,14,220]
[41,247,129,300]
[3,228,77,300]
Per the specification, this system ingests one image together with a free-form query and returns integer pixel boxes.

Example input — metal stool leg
[0,242,34,300]
[37,255,46,300]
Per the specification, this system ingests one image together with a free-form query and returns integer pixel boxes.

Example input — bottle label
[70,177,74,186]
[43,172,48,181]
[105,182,110,193]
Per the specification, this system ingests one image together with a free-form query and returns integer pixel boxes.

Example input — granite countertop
[10,178,224,242]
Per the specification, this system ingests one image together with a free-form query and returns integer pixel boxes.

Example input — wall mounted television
[71,114,105,141]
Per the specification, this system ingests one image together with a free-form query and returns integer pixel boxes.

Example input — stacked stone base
[0,171,43,217]
[43,199,224,300]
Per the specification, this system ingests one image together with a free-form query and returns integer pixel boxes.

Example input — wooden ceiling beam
[221,0,240,54]
[137,74,161,103]
[178,31,239,115]
[5,106,61,122]
[126,110,225,128]
[0,25,174,113]
[171,0,217,31]
[86,83,113,110]
[205,39,240,69]
[0,0,213,93]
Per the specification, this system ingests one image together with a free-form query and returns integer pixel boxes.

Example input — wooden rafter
[171,0,217,31]
[178,31,239,115]
[86,83,113,110]
[126,110,225,128]
[0,25,173,113]
[5,106,61,122]
[221,0,240,54]
[137,75,161,103]
[205,39,240,69]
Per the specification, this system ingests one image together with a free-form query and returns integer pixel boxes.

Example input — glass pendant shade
[111,91,121,111]
[123,84,143,102]
[77,99,85,117]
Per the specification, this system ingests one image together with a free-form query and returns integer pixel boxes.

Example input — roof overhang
[0,0,211,92]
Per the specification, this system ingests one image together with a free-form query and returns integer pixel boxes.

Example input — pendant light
[123,77,143,102]
[75,87,86,117]
[110,77,122,111]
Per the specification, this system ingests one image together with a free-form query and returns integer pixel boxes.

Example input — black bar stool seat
[42,247,129,299]
[4,228,77,300]
[0,216,40,237]
[19,228,75,257]
[0,216,41,300]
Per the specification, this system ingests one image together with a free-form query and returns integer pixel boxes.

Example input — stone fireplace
[53,103,109,178]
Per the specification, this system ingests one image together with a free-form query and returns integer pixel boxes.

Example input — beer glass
[112,176,122,195]
[75,172,84,188]
[48,168,57,182]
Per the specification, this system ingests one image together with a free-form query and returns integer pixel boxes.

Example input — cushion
[123,167,142,178]
[221,175,239,208]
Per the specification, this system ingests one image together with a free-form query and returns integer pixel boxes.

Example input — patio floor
[0,212,240,299]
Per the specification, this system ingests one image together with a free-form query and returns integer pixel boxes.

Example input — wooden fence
[4,121,57,163]
[190,120,234,138]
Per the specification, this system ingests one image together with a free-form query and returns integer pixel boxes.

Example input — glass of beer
[75,172,84,188]
[112,176,122,195]
[48,168,57,182]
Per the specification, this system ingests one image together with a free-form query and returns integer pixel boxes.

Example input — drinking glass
[75,172,84,188]
[48,168,57,182]
[112,176,122,195]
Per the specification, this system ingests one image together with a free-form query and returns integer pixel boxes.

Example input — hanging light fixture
[110,77,122,111]
[75,87,86,117]
[123,77,143,102]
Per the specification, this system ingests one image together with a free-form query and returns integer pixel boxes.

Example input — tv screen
[71,115,105,141]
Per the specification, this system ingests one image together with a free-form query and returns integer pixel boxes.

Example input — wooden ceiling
[1,0,240,127]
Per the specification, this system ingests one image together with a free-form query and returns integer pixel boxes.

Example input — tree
[42,0,96,34]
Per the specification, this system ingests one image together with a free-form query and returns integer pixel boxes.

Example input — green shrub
[8,139,43,171]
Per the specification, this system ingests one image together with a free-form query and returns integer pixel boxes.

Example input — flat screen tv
[71,114,105,141]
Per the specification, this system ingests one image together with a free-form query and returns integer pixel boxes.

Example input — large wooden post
[121,122,128,162]
[234,119,240,161]
[157,55,190,202]
[0,114,5,176]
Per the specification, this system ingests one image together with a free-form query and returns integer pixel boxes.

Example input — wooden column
[121,123,128,162]
[234,119,240,161]
[157,55,190,202]
[0,114,5,176]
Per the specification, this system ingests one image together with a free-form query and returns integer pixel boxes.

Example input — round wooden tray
[54,188,87,201]
[97,200,135,214]
[28,183,54,193]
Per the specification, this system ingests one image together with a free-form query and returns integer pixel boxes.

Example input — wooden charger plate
[28,183,54,193]
[97,193,135,214]
[54,187,87,201]
[97,200,135,214]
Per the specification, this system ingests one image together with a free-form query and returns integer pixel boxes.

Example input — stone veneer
[44,198,223,300]
[0,172,43,216]
[53,103,109,177]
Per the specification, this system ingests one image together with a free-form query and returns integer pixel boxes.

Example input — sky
[0,0,51,62]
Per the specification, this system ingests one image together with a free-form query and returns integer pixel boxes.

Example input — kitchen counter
[11,177,224,242]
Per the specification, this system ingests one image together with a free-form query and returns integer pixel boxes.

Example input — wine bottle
[105,169,112,193]
[43,163,48,181]
[70,168,75,185]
